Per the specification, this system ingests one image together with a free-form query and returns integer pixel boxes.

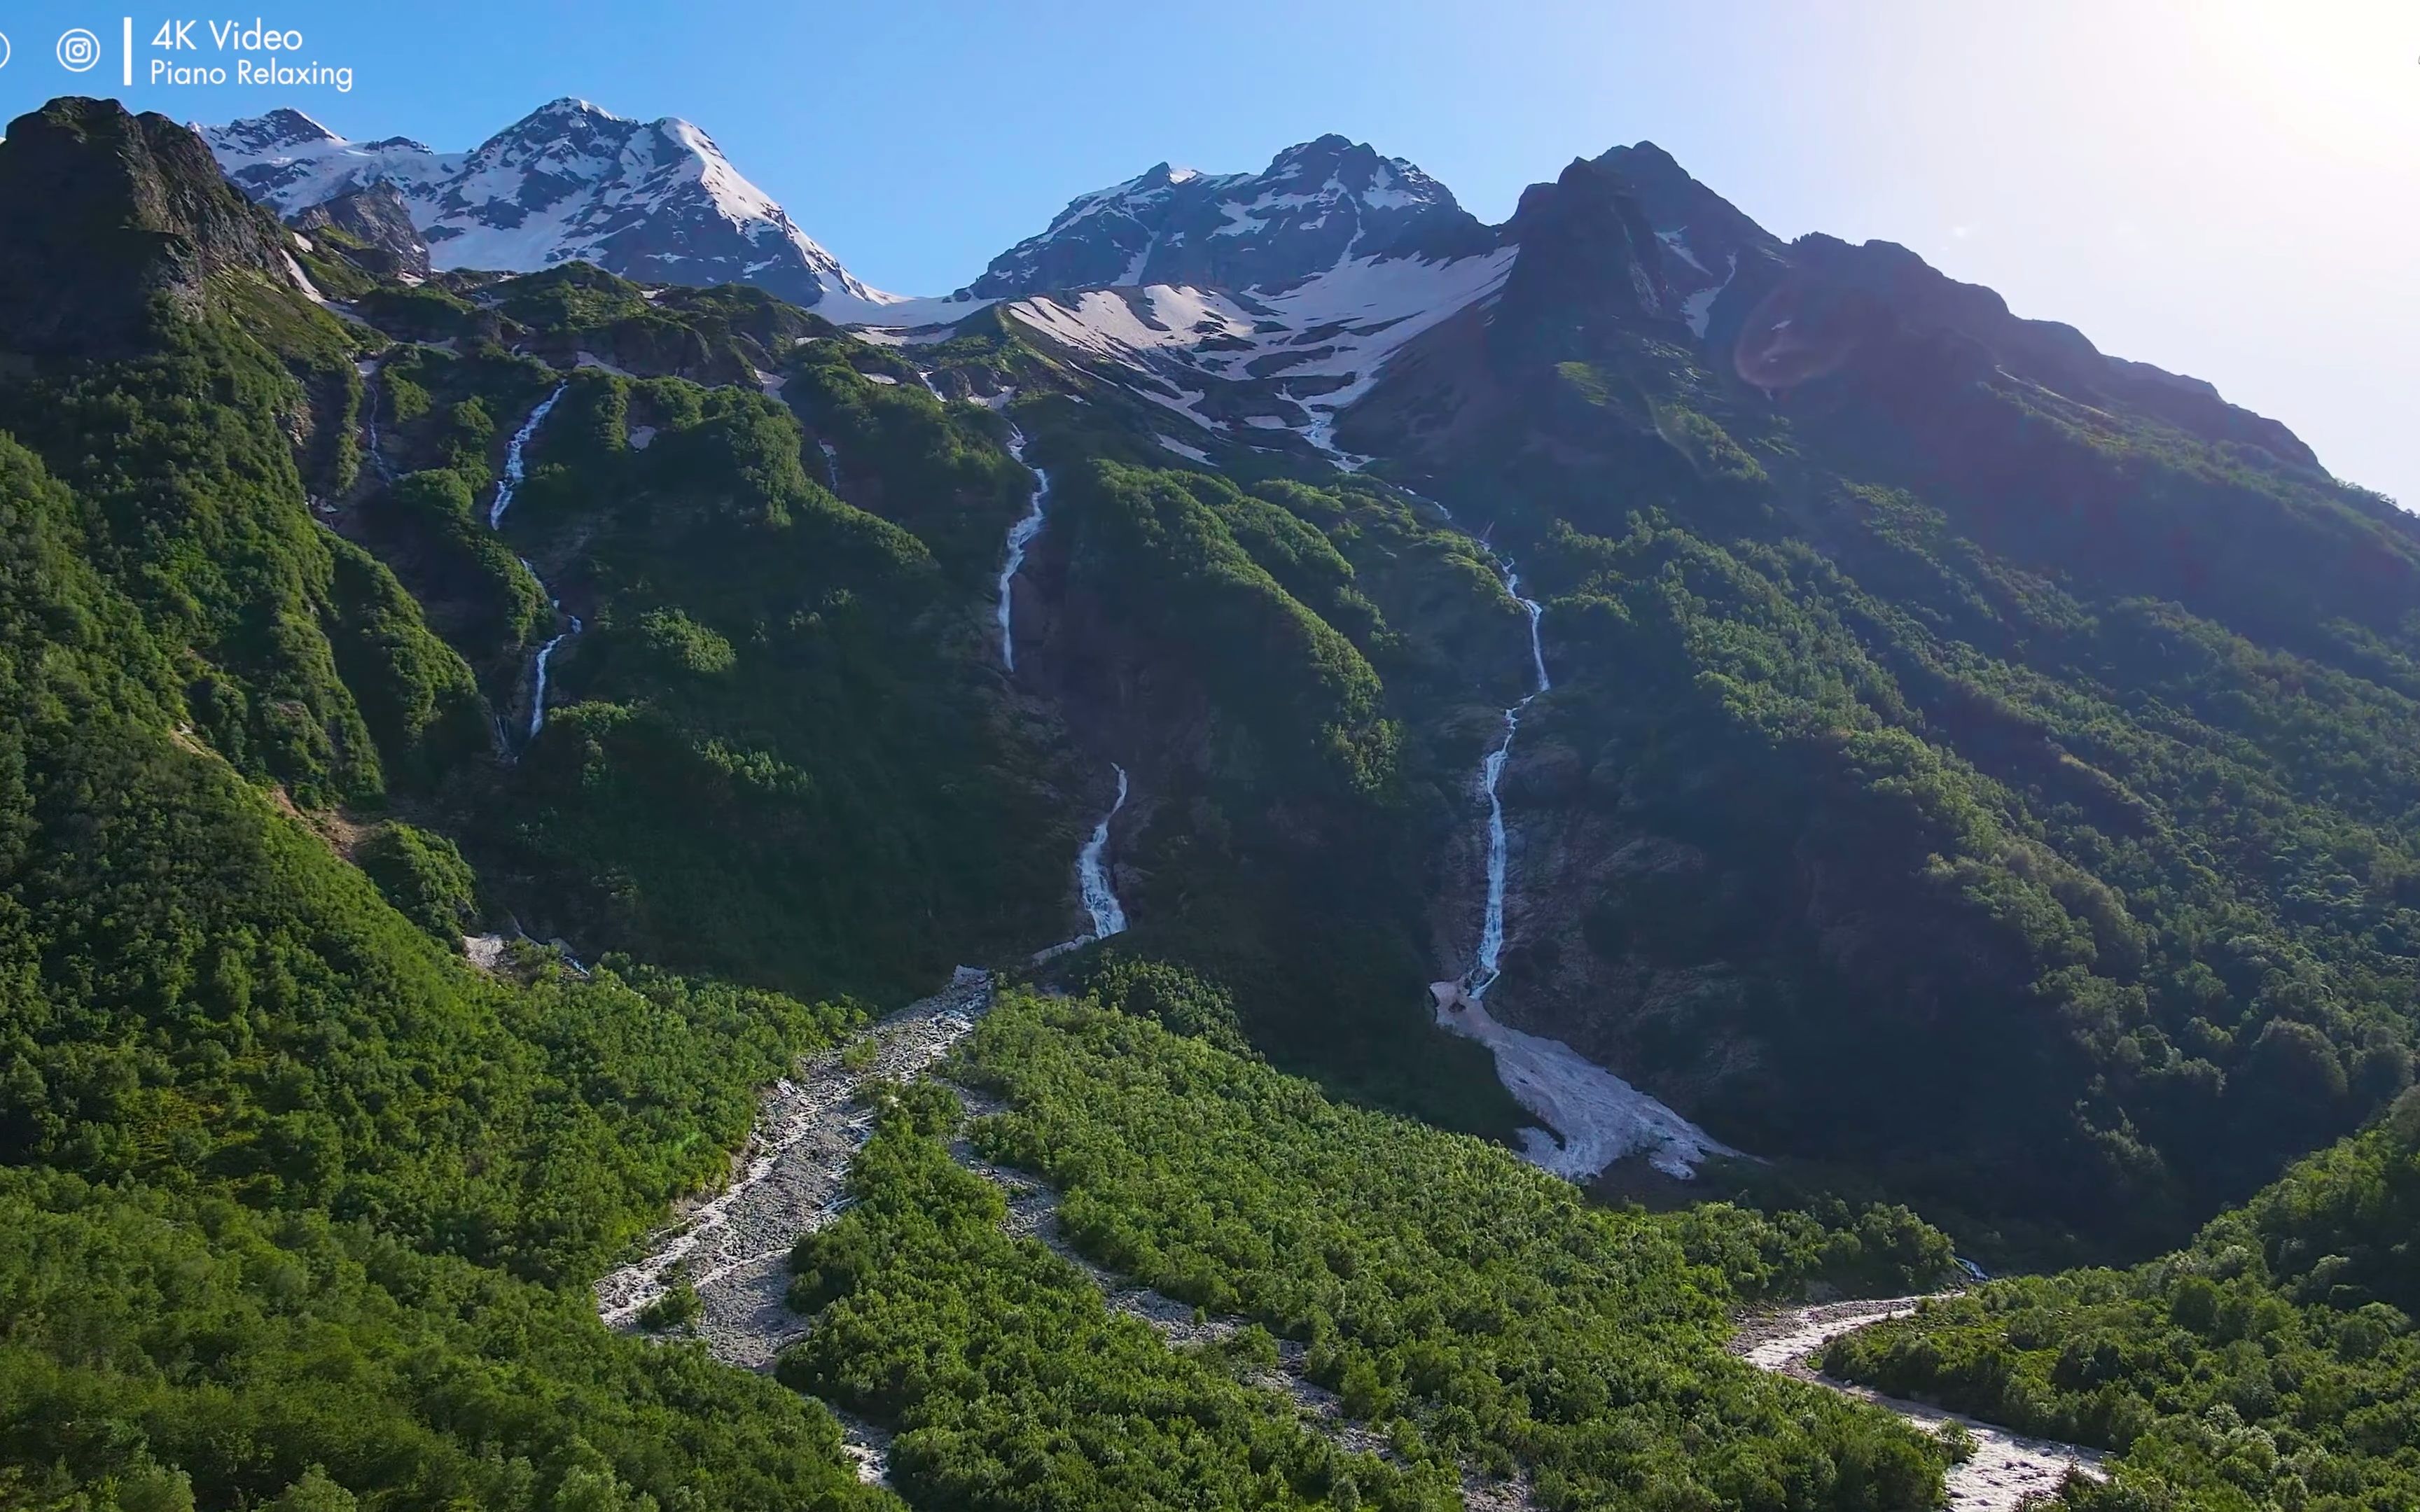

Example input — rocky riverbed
[592,967,1525,1502]
[599,970,2073,1512]
[592,966,994,1371]
[1733,1298,2107,1511]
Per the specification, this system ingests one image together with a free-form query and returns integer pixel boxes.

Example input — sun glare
[2192,0,2420,163]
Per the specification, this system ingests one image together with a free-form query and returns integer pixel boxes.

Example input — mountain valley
[0,86,2411,1511]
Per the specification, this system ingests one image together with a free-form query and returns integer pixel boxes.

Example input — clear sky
[1,0,2413,504]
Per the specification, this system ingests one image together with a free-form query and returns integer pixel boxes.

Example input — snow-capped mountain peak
[203,106,343,158]
[964,135,1492,299]
[200,99,897,313]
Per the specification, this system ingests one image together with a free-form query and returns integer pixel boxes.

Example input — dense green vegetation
[0,384,881,1508]
[782,1077,1463,1512]
[14,93,2420,1512]
[1003,442,1538,1135]
[1826,1092,2420,1510]
[0,321,487,804]
[0,110,889,1505]
[1496,436,2420,1259]
[456,355,1071,1001]
[1299,160,2420,1264]
[781,990,1957,1511]
[0,1170,883,1512]
[291,293,1083,1004]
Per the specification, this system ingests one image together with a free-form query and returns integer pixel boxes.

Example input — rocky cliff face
[291,181,430,279]
[1723,232,2320,468]
[0,97,304,357]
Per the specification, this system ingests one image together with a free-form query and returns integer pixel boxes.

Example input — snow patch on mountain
[967,134,1487,299]
[1001,246,1517,457]
[201,99,898,312]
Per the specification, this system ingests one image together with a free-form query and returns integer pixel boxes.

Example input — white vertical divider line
[122,18,132,85]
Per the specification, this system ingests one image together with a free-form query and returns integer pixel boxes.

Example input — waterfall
[1467,559,1548,1000]
[1077,765,1129,938]
[1470,709,1520,995]
[489,382,566,529]
[1436,550,1741,1179]
[1509,566,1550,693]
[996,427,1048,671]
[817,439,842,492]
[489,386,576,745]
[529,616,581,738]
[358,356,394,480]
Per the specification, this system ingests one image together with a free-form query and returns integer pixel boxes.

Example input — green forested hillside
[1002,447,1534,1131]
[0,357,879,1509]
[1321,156,2420,1262]
[1825,1093,2420,1510]
[0,99,888,1511]
[780,992,1959,1512]
[11,89,2420,1512]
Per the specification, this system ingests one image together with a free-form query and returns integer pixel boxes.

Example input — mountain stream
[996,426,1049,672]
[487,384,577,743]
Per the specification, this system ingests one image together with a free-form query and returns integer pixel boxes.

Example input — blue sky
[1,0,2414,505]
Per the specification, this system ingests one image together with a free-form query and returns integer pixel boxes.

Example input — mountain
[200,99,912,316]
[0,96,1968,1512]
[965,134,1493,298]
[0,96,307,356]
[1337,148,2418,1265]
[289,181,430,279]
[7,85,2419,1512]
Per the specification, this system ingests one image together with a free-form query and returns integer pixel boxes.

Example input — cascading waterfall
[929,374,1131,942]
[995,427,1048,671]
[529,616,582,739]
[358,356,394,480]
[817,439,842,492]
[489,384,577,741]
[1467,561,1549,998]
[489,382,566,529]
[1430,531,1739,1180]
[1077,765,1130,938]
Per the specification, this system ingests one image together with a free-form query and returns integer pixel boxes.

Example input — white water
[996,427,1049,671]
[816,439,842,491]
[489,382,566,529]
[1078,765,1129,938]
[1509,566,1550,694]
[1469,713,1520,994]
[1468,561,1548,999]
[487,386,576,745]
[356,356,394,479]
[529,617,581,738]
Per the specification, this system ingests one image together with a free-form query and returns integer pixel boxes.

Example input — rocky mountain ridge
[195,99,2323,483]
[201,99,908,316]
[964,133,1493,298]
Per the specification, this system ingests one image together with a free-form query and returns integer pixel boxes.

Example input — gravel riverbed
[1732,1297,2107,1511]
